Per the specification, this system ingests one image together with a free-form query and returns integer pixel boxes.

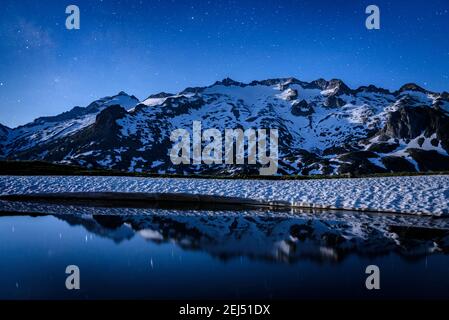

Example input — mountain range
[1,77,449,176]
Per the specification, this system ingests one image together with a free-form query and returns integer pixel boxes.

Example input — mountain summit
[1,78,448,176]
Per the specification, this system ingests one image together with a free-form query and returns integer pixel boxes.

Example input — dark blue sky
[0,0,448,127]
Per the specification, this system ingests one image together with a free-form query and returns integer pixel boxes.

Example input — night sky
[0,0,448,127]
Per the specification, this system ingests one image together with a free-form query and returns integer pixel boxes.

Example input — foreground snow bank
[0,175,448,216]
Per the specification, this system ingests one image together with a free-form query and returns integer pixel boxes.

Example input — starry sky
[0,0,448,128]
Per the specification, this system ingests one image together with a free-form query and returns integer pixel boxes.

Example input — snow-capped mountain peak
[397,83,428,94]
[1,77,448,176]
[1,92,139,157]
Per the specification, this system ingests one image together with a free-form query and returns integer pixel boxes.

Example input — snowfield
[0,175,448,216]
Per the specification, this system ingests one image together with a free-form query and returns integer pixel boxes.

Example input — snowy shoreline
[0,175,448,216]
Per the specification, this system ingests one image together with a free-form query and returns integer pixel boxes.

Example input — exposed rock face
[0,124,10,156]
[406,149,449,171]
[1,78,448,176]
[381,156,417,173]
[94,105,127,135]
[0,124,9,135]
[291,100,314,116]
[142,92,175,102]
[355,85,391,95]
[396,83,428,94]
[324,95,346,108]
[367,142,399,153]
[380,106,449,153]
[325,79,352,95]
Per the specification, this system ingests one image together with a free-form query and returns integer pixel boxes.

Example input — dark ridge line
[0,192,445,218]
[0,192,275,207]
[0,211,48,217]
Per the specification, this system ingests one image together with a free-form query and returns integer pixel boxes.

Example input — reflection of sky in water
[0,213,449,300]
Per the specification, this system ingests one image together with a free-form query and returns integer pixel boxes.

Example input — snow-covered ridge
[1,92,139,155]
[0,175,448,216]
[1,77,448,176]
[103,77,449,175]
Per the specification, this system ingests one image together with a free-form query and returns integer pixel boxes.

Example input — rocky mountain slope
[0,124,10,157]
[1,78,448,176]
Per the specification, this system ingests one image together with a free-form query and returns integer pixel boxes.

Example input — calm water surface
[0,203,449,300]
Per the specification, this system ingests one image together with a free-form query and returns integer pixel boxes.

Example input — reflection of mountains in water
[1,200,449,264]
